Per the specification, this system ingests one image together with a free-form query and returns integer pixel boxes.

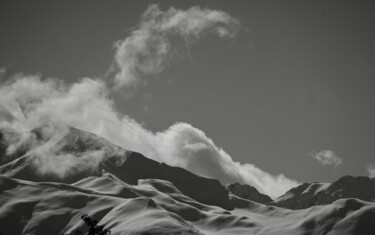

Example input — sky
[1,0,375,197]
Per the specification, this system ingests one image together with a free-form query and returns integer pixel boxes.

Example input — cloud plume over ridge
[0,5,298,198]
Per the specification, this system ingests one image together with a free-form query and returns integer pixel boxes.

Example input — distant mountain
[271,175,375,209]
[227,182,272,204]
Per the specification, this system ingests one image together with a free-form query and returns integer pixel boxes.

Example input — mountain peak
[0,125,233,210]
[271,176,375,209]
[227,182,272,204]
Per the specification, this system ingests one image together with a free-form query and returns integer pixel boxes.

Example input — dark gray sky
[1,0,375,183]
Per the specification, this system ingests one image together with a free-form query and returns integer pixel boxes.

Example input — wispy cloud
[0,67,6,78]
[113,4,239,88]
[310,150,342,168]
[367,164,375,178]
[0,5,298,198]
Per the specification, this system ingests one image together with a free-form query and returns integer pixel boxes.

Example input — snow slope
[1,175,375,235]
[1,124,375,234]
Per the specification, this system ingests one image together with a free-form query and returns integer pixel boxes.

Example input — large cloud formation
[113,4,239,88]
[0,5,298,198]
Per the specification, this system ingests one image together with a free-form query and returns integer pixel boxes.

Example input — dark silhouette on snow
[67,214,111,235]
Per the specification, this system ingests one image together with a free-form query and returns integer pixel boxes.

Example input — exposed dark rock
[271,175,375,209]
[227,182,272,204]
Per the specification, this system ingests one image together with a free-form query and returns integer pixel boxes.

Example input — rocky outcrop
[271,176,375,209]
[227,182,272,204]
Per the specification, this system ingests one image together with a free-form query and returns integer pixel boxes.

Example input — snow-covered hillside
[1,124,375,234]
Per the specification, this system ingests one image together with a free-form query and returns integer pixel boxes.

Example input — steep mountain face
[272,176,375,209]
[227,182,272,204]
[0,124,118,183]
[102,152,232,210]
[0,124,232,210]
[270,182,329,209]
[316,176,375,204]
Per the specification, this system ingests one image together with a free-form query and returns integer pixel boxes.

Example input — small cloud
[310,150,342,168]
[367,164,375,178]
[0,67,7,79]
[144,105,151,115]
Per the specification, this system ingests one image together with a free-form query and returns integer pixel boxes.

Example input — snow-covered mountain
[271,176,375,210]
[0,124,231,210]
[1,124,375,234]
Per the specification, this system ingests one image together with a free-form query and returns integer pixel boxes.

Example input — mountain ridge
[2,124,375,209]
[0,124,232,210]
[1,124,375,234]
[270,175,375,209]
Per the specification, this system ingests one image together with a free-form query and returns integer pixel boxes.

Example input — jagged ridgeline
[1,124,375,234]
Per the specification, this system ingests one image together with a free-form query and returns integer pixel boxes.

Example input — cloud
[0,5,298,198]
[367,164,375,178]
[27,123,127,179]
[113,4,239,88]
[0,75,298,198]
[311,150,342,168]
[0,67,6,78]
